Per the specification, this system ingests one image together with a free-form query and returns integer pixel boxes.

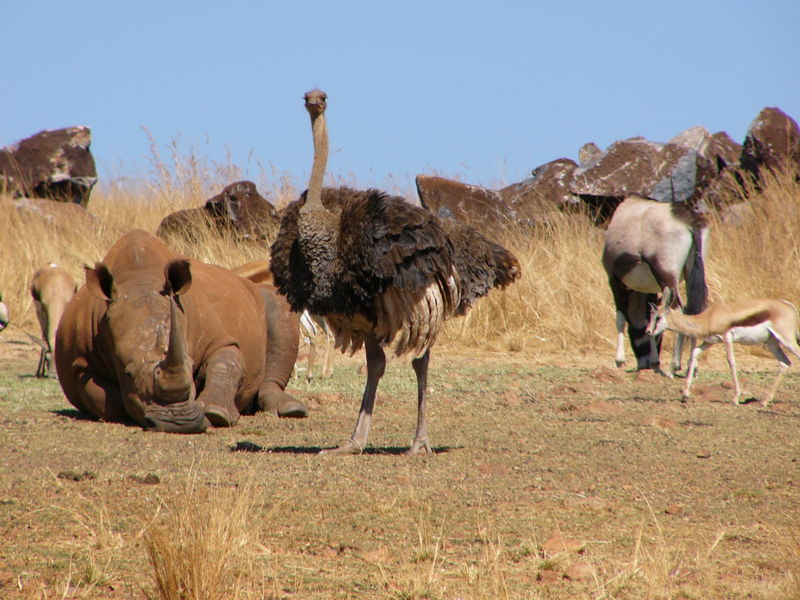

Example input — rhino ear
[164,260,192,296]
[85,263,115,301]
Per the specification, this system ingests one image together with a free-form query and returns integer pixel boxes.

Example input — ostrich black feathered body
[270,186,520,356]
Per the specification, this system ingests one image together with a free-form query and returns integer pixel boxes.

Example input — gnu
[602,195,708,374]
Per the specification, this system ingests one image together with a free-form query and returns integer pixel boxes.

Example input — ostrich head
[304,89,327,119]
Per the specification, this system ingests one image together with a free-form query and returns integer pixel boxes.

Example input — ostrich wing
[339,190,454,292]
[442,220,521,315]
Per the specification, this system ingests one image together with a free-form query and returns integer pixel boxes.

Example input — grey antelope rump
[646,288,800,406]
[602,196,708,374]
[31,264,77,378]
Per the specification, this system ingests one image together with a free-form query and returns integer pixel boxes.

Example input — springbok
[602,195,708,374]
[647,288,800,406]
[298,310,335,381]
[30,264,77,378]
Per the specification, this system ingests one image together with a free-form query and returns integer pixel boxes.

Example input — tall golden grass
[1,157,799,358]
[144,472,276,600]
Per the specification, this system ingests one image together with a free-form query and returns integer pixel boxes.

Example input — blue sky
[2,1,799,192]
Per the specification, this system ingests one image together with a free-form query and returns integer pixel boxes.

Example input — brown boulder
[500,158,580,216]
[7,196,102,232]
[157,180,280,242]
[740,106,800,180]
[415,159,579,228]
[415,174,506,226]
[670,126,742,172]
[0,127,97,206]
[570,137,717,222]
[699,164,748,209]
[578,142,603,167]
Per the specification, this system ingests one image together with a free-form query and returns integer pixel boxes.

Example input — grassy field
[0,164,799,599]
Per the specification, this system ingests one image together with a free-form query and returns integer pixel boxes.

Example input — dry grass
[2,346,799,599]
[705,171,800,304]
[144,472,273,600]
[2,155,800,599]
[4,160,799,351]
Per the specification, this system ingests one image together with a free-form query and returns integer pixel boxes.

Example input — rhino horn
[154,295,193,404]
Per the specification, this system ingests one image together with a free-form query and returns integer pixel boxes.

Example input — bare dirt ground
[1,328,799,599]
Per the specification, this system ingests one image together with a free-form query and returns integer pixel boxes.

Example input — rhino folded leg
[196,346,245,427]
[257,381,308,418]
[259,286,307,418]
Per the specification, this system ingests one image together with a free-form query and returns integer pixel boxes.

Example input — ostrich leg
[407,349,432,455]
[320,335,386,455]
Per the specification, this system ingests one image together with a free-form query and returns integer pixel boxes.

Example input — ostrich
[270,89,521,455]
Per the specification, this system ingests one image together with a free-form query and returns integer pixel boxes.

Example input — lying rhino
[55,229,305,432]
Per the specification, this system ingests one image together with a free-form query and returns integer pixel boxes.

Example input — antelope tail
[685,225,708,315]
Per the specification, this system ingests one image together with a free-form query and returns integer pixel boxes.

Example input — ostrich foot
[406,440,433,455]
[319,440,363,455]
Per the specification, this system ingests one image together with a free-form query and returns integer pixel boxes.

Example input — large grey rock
[569,137,716,218]
[0,127,97,206]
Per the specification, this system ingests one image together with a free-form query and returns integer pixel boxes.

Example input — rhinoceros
[55,229,306,433]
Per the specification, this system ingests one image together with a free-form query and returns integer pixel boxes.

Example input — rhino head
[85,259,207,433]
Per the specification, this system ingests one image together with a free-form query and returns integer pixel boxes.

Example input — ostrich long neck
[297,94,338,288]
[304,109,329,209]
